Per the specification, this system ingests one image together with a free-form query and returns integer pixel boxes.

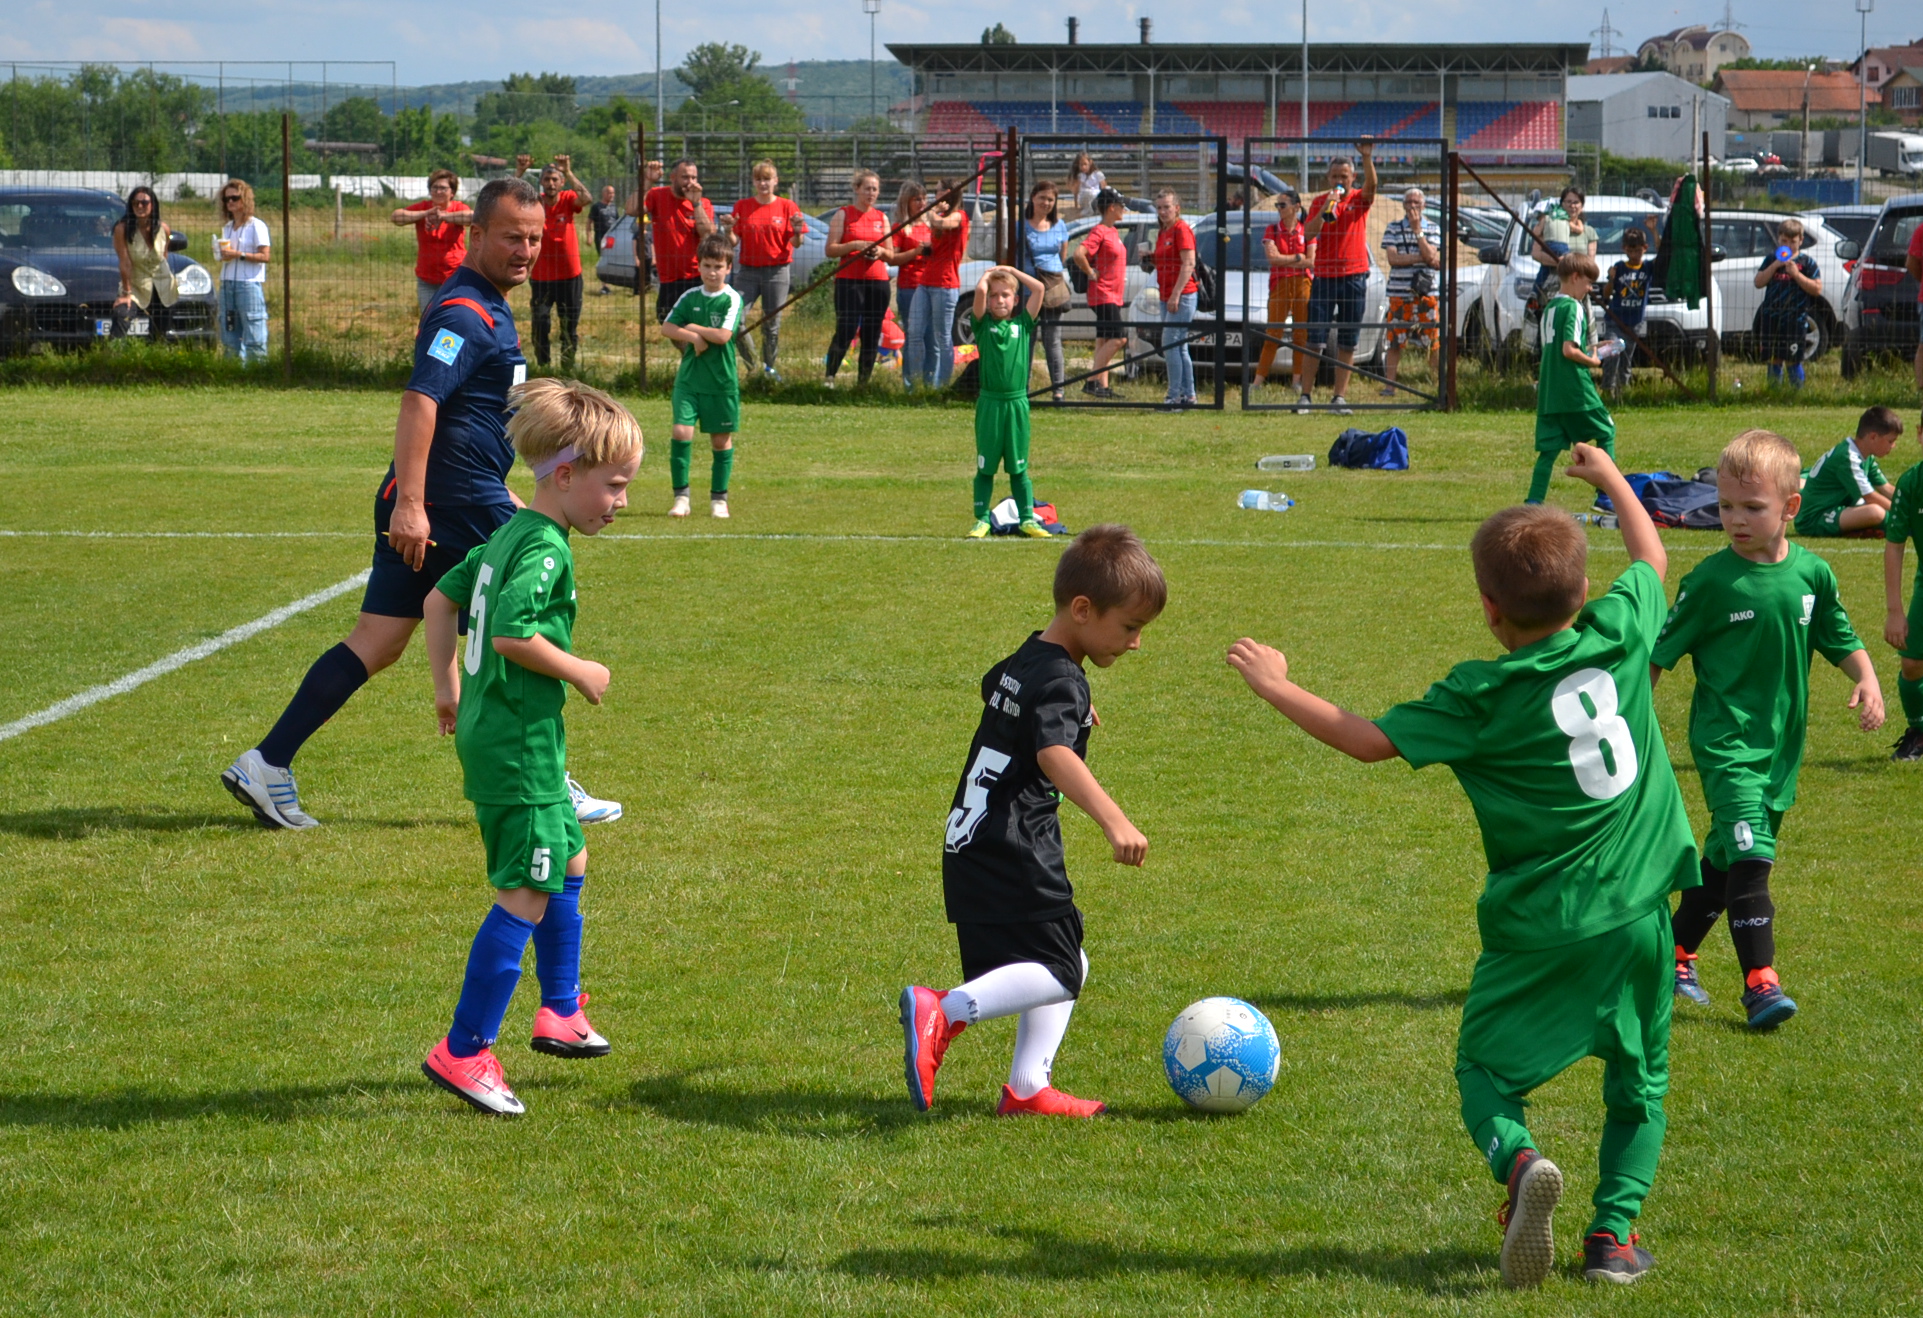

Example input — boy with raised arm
[419,379,642,1116]
[1656,429,1884,1028]
[901,525,1165,1117]
[967,264,1050,539]
[1230,445,1696,1288]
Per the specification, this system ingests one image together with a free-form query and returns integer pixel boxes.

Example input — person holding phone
[1753,218,1822,389]
[1301,139,1378,414]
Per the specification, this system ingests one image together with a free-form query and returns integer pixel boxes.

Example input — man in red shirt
[528,157,587,371]
[390,168,473,313]
[629,158,716,323]
[1301,137,1378,414]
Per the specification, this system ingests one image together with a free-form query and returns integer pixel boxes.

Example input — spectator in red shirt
[888,181,935,388]
[629,158,717,324]
[1071,187,1130,396]
[1301,137,1378,414]
[390,168,473,312]
[904,178,969,389]
[824,169,896,387]
[1150,187,1199,411]
[529,157,587,371]
[729,158,807,380]
[1256,191,1315,389]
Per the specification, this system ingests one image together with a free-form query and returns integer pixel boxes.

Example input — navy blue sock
[533,872,585,1014]
[256,643,369,768]
[448,905,536,1058]
[1768,363,1783,382]
[1789,363,1805,387]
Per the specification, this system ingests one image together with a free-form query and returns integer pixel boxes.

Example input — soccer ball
[1162,997,1281,1113]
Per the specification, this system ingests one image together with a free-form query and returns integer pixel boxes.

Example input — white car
[1715,156,1760,176]
[1467,195,1724,368]
[1708,209,1852,360]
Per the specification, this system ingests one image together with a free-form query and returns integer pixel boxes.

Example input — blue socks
[448,906,537,1058]
[257,642,369,768]
[533,873,585,1015]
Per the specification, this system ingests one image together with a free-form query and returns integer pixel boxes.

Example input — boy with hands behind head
[1230,444,1697,1289]
[420,379,642,1116]
[968,264,1049,539]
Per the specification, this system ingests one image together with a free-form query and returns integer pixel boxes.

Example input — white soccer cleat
[221,749,320,829]
[669,494,691,517]
[711,498,730,519]
[568,774,623,824]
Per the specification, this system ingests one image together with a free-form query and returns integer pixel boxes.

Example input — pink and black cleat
[530,992,611,1058]
[422,1037,525,1116]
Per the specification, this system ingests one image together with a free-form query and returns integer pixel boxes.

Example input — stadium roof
[887,43,1590,77]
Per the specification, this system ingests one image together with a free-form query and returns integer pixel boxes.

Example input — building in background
[1881,68,1923,126]
[1712,69,1876,132]
[1853,43,1923,100]
[1636,27,1750,83]
[1566,73,1727,161]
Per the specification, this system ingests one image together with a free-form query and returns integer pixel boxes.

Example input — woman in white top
[216,178,272,363]
[112,186,177,342]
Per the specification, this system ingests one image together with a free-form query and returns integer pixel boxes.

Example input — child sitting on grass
[1794,405,1902,539]
[1529,253,1616,508]
[1230,444,1696,1288]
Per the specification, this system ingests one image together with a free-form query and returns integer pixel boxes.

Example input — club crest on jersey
[428,330,465,365]
[1799,594,1815,626]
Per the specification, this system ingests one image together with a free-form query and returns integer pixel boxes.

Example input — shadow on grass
[0,1080,415,1129]
[1249,990,1467,1014]
[0,808,461,840]
[826,1225,1490,1297]
[623,1070,939,1138]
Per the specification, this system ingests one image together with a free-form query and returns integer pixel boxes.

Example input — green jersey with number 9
[433,507,577,806]
[1375,562,1698,952]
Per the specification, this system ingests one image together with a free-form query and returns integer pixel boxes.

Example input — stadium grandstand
[892,42,1585,166]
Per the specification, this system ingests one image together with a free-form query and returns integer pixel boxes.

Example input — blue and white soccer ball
[1162,996,1281,1113]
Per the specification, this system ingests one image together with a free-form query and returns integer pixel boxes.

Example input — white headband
[531,444,579,481]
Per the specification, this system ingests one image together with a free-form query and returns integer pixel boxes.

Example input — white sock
[941,960,1073,1026]
[1008,997,1076,1098]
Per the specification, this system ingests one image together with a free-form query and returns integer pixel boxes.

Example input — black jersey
[942,633,1094,923]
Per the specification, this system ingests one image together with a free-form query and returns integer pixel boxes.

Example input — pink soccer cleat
[422,1038,525,1116]
[530,992,611,1058]
[995,1084,1107,1118]
[900,985,964,1111]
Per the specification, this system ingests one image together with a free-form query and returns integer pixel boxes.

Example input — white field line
[0,570,370,744]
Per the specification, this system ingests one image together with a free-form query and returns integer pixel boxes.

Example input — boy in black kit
[901,525,1166,1117]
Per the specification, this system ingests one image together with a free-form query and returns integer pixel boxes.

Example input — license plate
[131,318,149,336]
[1219,332,1241,347]
[95,319,112,337]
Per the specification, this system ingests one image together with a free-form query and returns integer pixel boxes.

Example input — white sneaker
[221,748,320,829]
[1295,394,1312,414]
[568,774,623,824]
[710,498,730,519]
[1331,394,1353,415]
[668,494,690,518]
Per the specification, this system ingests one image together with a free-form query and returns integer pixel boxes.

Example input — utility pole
[1857,0,1874,204]
[1801,64,1814,181]
[1300,0,1309,195]
[1591,11,1618,59]
[864,0,881,125]
[655,0,664,138]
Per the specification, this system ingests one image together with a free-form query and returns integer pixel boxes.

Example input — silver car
[1708,209,1853,360]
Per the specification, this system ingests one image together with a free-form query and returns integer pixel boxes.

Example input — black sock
[256,643,370,768]
[1672,857,1728,953]
[1724,859,1775,972]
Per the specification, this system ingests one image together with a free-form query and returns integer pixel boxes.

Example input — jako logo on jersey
[1729,609,1755,623]
[428,330,465,365]
[1799,594,1815,626]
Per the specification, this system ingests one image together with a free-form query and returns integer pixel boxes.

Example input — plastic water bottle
[1238,490,1294,512]
[1572,512,1618,528]
[1257,454,1316,472]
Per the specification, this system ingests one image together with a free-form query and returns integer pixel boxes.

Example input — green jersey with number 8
[1375,562,1698,952]
[434,507,577,806]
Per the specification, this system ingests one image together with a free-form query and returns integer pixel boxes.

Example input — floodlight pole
[864,0,881,126]
[1300,0,1310,194]
[655,0,664,137]
[1857,0,1873,204]
[1800,65,1814,181]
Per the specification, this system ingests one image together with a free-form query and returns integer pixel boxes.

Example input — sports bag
[1327,426,1410,471]
[1638,478,1721,529]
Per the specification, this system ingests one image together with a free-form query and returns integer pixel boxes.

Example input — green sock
[710,447,734,498]
[973,474,995,521]
[1457,1063,1535,1183]
[1590,1102,1665,1241]
[1010,470,1035,523]
[1901,675,1923,730]
[1525,450,1559,504]
[670,439,692,492]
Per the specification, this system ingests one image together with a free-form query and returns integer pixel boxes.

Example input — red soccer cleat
[900,985,964,1111]
[422,1037,525,1116]
[530,992,611,1058]
[995,1084,1107,1117]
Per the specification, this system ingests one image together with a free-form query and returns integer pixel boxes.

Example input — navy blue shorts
[363,492,514,619]
[1306,273,1369,351]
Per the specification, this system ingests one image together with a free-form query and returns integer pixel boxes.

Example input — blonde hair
[751,158,778,182]
[507,378,643,477]
[219,178,256,226]
[1718,428,1802,499]
[983,267,1020,295]
[851,169,880,192]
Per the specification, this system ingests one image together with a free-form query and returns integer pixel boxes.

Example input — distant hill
[400,60,913,126]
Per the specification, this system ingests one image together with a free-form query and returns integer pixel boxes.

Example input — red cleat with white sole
[900,985,964,1111]
[530,992,611,1058]
[422,1037,525,1115]
[995,1084,1106,1117]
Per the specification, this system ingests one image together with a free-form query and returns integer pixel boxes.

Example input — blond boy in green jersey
[1656,429,1885,1028]
[968,264,1051,540]
[661,233,742,519]
[1529,253,1616,505]
[419,379,643,1116]
[1880,410,1923,760]
[1795,405,1902,538]
[1231,444,1696,1288]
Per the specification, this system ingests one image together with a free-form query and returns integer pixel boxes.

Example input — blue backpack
[1328,426,1410,470]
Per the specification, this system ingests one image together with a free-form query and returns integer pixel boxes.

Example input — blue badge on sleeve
[428,330,465,365]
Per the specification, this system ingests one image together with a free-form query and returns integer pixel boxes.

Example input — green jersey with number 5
[434,508,576,806]
[1375,562,1698,952]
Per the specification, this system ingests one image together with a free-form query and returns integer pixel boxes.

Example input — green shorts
[1702,801,1783,869]
[474,800,585,894]
[974,394,1031,476]
[1456,905,1671,1124]
[1794,504,1853,537]
[1535,406,1616,453]
[672,386,740,436]
[1899,579,1923,662]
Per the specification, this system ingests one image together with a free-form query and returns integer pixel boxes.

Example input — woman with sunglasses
[112,186,178,343]
[216,180,272,362]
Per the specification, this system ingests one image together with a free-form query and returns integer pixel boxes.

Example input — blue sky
[3,0,1915,87]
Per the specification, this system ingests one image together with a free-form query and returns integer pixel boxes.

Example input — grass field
[0,388,1918,1316]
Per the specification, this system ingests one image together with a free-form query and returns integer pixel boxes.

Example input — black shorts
[1091,302,1125,341]
[363,494,514,619]
[658,277,700,324]
[955,908,1085,998]
[1306,272,1369,350]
